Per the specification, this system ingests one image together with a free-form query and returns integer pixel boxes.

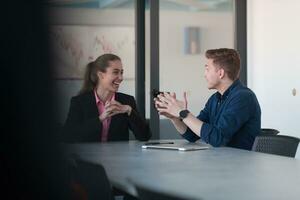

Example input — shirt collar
[94,90,115,104]
[216,79,241,100]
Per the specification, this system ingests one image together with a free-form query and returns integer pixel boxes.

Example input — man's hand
[154,92,177,119]
[155,92,188,118]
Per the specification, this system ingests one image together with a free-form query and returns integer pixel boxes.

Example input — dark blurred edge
[1,1,69,199]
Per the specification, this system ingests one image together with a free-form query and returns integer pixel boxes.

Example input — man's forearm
[170,118,187,134]
[182,114,203,137]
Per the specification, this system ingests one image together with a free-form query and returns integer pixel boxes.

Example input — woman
[63,54,151,143]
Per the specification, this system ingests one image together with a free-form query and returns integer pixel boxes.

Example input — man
[155,48,261,150]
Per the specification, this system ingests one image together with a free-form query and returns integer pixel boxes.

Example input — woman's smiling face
[98,60,124,93]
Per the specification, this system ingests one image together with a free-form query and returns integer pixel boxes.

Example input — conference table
[65,139,300,200]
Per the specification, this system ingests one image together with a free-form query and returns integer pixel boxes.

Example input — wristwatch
[179,109,190,119]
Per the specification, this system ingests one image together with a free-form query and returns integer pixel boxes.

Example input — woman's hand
[110,100,132,116]
[99,100,132,121]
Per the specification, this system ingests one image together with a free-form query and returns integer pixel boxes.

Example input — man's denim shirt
[182,79,261,150]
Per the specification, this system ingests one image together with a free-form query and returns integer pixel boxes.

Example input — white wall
[247,0,300,158]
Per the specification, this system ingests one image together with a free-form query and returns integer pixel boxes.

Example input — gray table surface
[65,139,300,200]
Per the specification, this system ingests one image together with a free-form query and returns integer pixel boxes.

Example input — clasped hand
[154,92,187,119]
[99,100,131,121]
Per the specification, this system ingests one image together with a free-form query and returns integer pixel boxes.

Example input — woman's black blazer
[62,91,151,143]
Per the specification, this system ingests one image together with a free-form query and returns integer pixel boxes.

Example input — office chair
[66,157,113,200]
[134,183,198,200]
[261,128,280,135]
[252,135,300,158]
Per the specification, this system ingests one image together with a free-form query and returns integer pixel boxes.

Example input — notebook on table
[142,141,209,151]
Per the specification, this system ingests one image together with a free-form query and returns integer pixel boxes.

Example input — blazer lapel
[85,91,99,117]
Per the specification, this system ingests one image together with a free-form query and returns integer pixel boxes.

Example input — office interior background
[47,0,300,159]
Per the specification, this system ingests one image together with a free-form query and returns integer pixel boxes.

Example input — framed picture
[184,27,201,55]
[49,25,135,79]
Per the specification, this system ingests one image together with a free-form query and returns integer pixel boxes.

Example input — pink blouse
[94,90,115,142]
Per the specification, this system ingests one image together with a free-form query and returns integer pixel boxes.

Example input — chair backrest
[252,135,300,158]
[135,184,198,200]
[67,158,113,200]
[261,128,280,135]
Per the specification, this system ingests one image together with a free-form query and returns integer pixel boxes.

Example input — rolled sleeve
[181,128,200,142]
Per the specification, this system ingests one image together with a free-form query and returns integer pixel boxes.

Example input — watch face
[180,110,189,119]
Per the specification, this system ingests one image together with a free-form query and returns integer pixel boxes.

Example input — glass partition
[158,0,235,139]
